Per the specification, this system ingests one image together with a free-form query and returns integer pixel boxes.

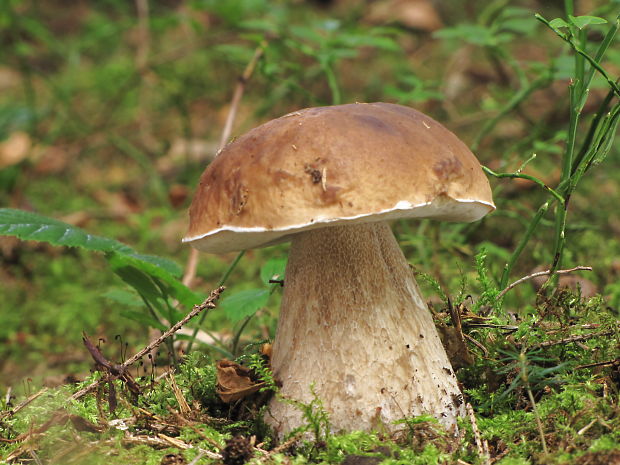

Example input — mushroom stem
[268,222,465,435]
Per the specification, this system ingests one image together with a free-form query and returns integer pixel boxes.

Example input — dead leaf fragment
[0,132,31,170]
[366,0,443,32]
[216,359,264,403]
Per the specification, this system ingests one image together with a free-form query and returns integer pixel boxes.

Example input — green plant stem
[548,84,578,277]
[185,250,245,354]
[572,85,616,173]
[323,61,341,105]
[500,201,550,289]
[535,14,620,98]
[231,314,254,357]
[527,386,549,454]
[142,296,177,366]
[472,71,552,152]
[218,251,246,287]
[535,7,620,288]
[483,166,565,205]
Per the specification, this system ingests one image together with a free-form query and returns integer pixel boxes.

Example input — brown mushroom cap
[184,102,494,253]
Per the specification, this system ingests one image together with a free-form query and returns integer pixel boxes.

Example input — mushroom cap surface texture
[184,102,494,253]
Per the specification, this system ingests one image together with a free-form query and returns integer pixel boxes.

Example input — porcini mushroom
[184,102,494,435]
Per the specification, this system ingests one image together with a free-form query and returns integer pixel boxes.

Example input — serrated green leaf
[0,208,182,277]
[0,208,132,253]
[569,15,607,30]
[221,289,269,323]
[260,257,287,284]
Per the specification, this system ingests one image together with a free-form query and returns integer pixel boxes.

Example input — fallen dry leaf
[32,144,73,175]
[365,0,443,32]
[0,131,31,170]
[216,359,264,403]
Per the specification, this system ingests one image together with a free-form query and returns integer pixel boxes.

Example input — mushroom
[184,102,494,435]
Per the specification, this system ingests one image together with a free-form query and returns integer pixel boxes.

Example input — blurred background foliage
[0,0,619,392]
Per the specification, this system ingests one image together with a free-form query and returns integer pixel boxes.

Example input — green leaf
[0,208,182,277]
[0,208,132,253]
[260,257,287,285]
[108,252,203,310]
[102,289,143,307]
[548,18,570,29]
[120,309,167,331]
[128,252,182,278]
[568,15,607,30]
[0,208,206,312]
[221,289,269,323]
[112,264,163,303]
[212,44,255,63]
[433,24,496,46]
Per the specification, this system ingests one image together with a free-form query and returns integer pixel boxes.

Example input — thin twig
[0,388,48,420]
[466,403,490,465]
[167,372,191,415]
[464,333,489,357]
[182,246,199,287]
[182,42,266,288]
[269,432,305,455]
[70,287,225,401]
[4,386,12,406]
[576,358,620,370]
[29,450,43,465]
[496,266,593,300]
[116,434,222,459]
[577,419,597,435]
[219,43,266,150]
[135,0,150,71]
[187,451,208,465]
[533,329,616,349]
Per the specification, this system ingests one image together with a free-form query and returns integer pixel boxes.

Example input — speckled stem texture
[267,222,465,436]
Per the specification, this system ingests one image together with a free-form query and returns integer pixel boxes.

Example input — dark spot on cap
[305,165,322,184]
[433,156,464,182]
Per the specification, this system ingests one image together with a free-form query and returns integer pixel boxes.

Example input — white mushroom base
[266,222,465,436]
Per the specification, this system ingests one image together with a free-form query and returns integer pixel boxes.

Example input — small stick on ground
[576,358,620,370]
[70,287,225,401]
[187,451,208,465]
[533,329,616,349]
[464,333,489,357]
[466,403,490,465]
[0,388,48,420]
[269,431,305,455]
[167,371,191,415]
[496,266,593,300]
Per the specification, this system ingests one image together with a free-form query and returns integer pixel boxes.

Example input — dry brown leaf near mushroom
[216,360,264,403]
[184,102,494,436]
